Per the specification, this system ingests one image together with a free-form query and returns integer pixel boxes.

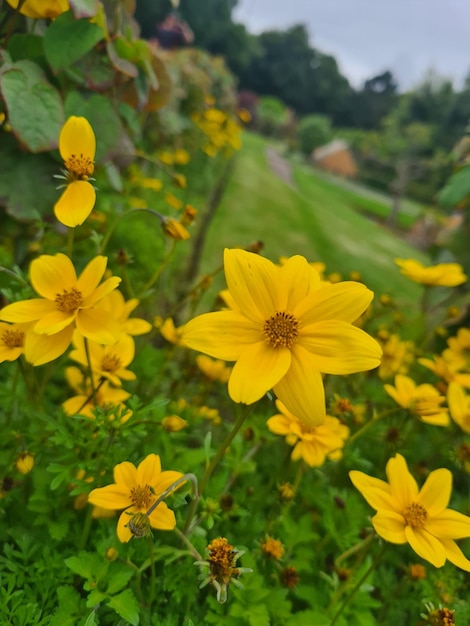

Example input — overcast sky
[234,0,470,91]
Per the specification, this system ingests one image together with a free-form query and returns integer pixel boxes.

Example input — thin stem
[182,405,250,535]
[83,338,97,406]
[173,527,203,561]
[78,506,93,551]
[126,560,144,605]
[329,542,387,626]
[100,208,163,254]
[67,227,75,259]
[334,532,374,569]
[347,408,400,446]
[147,536,156,607]
[140,239,177,296]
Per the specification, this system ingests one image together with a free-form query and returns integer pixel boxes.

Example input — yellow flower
[69,330,136,387]
[159,317,185,345]
[54,116,96,227]
[384,375,449,426]
[174,148,190,165]
[447,382,470,434]
[183,249,382,427]
[196,355,231,383]
[418,356,470,388]
[16,452,34,475]
[395,259,467,287]
[139,177,163,191]
[378,334,414,380]
[88,454,183,542]
[162,415,188,432]
[0,254,121,365]
[63,366,132,422]
[261,536,285,560]
[350,454,470,570]
[164,192,183,210]
[0,322,27,362]
[161,217,190,240]
[100,290,152,337]
[6,0,68,18]
[267,400,349,467]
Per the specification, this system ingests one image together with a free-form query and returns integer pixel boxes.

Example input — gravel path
[265,147,294,186]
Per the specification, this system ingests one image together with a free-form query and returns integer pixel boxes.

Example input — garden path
[265,147,294,186]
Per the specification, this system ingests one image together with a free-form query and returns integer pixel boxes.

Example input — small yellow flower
[278,482,295,501]
[378,334,414,380]
[164,192,183,210]
[267,400,349,467]
[384,375,449,426]
[54,117,97,227]
[162,415,188,432]
[0,322,27,362]
[159,318,185,345]
[100,290,152,337]
[409,563,426,579]
[172,173,187,189]
[161,218,190,240]
[395,259,467,287]
[88,454,183,542]
[139,177,162,191]
[174,148,190,165]
[447,382,470,434]
[183,249,381,427]
[350,453,470,570]
[196,355,231,383]
[181,204,197,226]
[157,151,174,165]
[6,0,68,18]
[16,452,34,474]
[419,355,470,388]
[0,254,121,365]
[261,536,285,560]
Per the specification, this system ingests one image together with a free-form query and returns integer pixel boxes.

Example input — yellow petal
[123,319,152,335]
[54,181,96,228]
[425,509,470,539]
[117,509,134,542]
[383,383,403,407]
[59,116,96,162]
[0,299,55,323]
[33,310,75,335]
[277,255,320,310]
[441,538,470,571]
[266,414,291,436]
[137,454,161,486]
[294,281,374,325]
[114,461,138,489]
[83,277,122,308]
[416,468,452,516]
[224,248,277,322]
[299,320,382,374]
[154,470,185,495]
[273,345,325,427]
[24,325,73,365]
[77,256,107,299]
[76,308,121,344]
[372,511,407,543]
[385,454,418,511]
[88,484,132,510]
[228,342,291,404]
[293,441,327,467]
[349,471,395,511]
[148,501,176,530]
[405,527,446,567]
[30,253,77,298]
[183,311,262,361]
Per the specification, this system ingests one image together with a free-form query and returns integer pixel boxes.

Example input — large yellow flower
[54,116,97,228]
[395,259,467,287]
[6,0,68,18]
[350,454,470,570]
[267,400,349,467]
[384,374,449,426]
[182,249,382,427]
[0,254,121,364]
[88,454,183,542]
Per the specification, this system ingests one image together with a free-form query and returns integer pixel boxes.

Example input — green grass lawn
[200,132,428,309]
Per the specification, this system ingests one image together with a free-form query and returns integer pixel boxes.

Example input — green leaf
[0,60,64,152]
[83,611,98,626]
[65,552,105,581]
[107,589,139,625]
[439,166,470,207]
[7,34,45,66]
[49,586,84,626]
[106,565,134,595]
[44,10,104,73]
[0,134,58,221]
[70,0,99,18]
[86,589,108,608]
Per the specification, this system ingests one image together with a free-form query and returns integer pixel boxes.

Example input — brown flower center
[65,154,94,179]
[130,484,153,509]
[55,288,84,313]
[404,502,428,528]
[2,329,25,348]
[264,311,299,348]
[101,354,121,373]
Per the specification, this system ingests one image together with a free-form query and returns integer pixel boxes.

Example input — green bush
[297,114,333,155]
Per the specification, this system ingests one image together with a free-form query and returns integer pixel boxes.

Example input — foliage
[297,114,333,155]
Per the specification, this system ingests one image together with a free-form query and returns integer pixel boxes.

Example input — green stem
[347,408,400,446]
[83,338,97,406]
[173,527,203,560]
[140,239,177,296]
[334,532,374,569]
[126,560,144,605]
[182,405,250,535]
[78,506,93,550]
[329,542,387,626]
[67,227,75,258]
[147,536,156,607]
[100,208,163,254]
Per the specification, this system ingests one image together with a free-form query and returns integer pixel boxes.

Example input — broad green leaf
[44,10,104,73]
[65,552,105,580]
[107,589,139,625]
[7,34,45,67]
[86,589,108,608]
[0,60,64,152]
[106,565,134,595]
[439,166,470,207]
[0,134,58,220]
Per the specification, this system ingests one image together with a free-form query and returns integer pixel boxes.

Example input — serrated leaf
[70,0,99,18]
[86,589,108,608]
[439,166,470,207]
[106,565,134,594]
[49,586,83,626]
[44,10,104,73]
[0,60,63,152]
[107,589,139,625]
[65,552,105,580]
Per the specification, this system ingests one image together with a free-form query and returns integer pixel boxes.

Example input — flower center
[264,311,299,348]
[2,329,25,348]
[130,484,153,509]
[403,502,428,528]
[101,354,122,373]
[55,288,84,313]
[65,154,94,179]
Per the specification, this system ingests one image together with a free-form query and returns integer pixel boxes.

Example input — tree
[297,114,333,155]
